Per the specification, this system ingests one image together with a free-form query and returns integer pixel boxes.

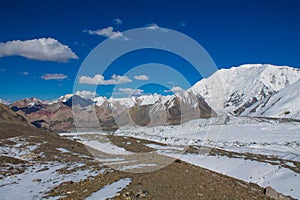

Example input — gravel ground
[0,122,280,199]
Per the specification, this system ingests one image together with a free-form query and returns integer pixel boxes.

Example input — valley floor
[0,117,299,199]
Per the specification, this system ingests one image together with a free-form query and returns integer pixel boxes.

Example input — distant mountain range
[3,64,300,132]
[8,92,215,132]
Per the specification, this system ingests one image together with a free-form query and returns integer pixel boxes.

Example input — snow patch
[86,178,131,200]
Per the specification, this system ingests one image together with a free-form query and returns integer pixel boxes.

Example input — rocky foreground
[1,118,294,200]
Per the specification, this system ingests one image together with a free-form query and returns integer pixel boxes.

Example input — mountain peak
[191,64,300,116]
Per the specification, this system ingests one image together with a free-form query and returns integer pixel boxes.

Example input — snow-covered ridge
[59,92,207,111]
[17,63,300,121]
[191,64,300,118]
[60,94,162,108]
[98,94,162,108]
[245,79,300,119]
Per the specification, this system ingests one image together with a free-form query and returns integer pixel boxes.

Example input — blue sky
[0,0,300,102]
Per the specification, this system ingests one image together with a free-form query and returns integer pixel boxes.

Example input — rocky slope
[10,99,74,132]
[0,120,279,200]
[0,103,29,125]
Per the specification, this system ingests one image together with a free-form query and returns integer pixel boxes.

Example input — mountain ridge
[191,63,300,117]
[8,91,216,132]
[4,63,300,132]
[0,103,29,125]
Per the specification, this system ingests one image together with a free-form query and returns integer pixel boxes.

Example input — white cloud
[0,38,78,62]
[85,27,114,37]
[75,90,97,99]
[0,98,10,105]
[146,23,160,30]
[79,74,132,85]
[119,88,144,96]
[134,75,149,81]
[84,26,127,40]
[110,31,125,40]
[41,73,68,80]
[164,86,184,93]
[113,18,123,25]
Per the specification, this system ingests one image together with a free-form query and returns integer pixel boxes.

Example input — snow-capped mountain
[94,94,161,108]
[57,94,74,103]
[191,64,300,117]
[146,91,217,125]
[9,97,74,132]
[10,97,47,114]
[10,91,215,132]
[245,79,300,119]
[78,91,216,128]
[7,63,300,131]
